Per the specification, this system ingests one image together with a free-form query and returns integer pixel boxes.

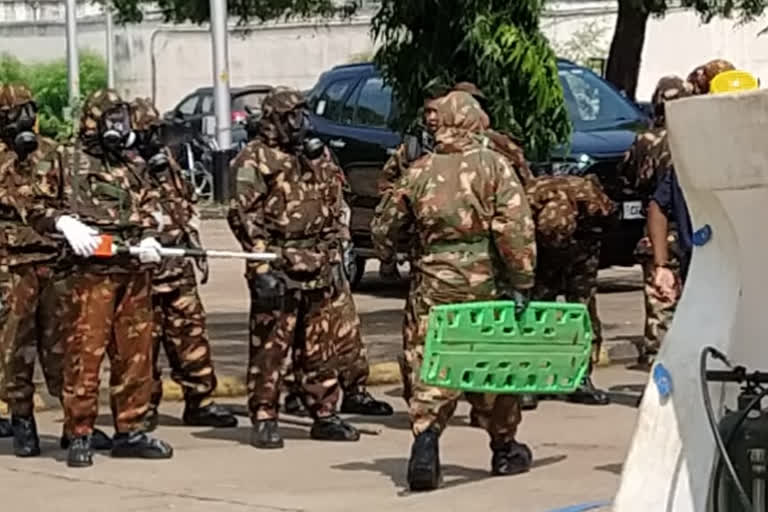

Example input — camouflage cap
[130,97,162,132]
[687,59,736,95]
[453,82,486,100]
[651,75,693,108]
[80,88,128,138]
[0,84,34,109]
[261,87,306,116]
[433,91,490,151]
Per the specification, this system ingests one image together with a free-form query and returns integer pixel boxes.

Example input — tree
[0,52,107,139]
[106,0,356,24]
[605,0,768,100]
[372,0,571,160]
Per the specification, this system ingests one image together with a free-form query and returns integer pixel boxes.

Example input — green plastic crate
[420,301,593,394]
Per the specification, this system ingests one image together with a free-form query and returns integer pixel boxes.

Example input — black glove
[248,272,286,311]
[511,289,530,317]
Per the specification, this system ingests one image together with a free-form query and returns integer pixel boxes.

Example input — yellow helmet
[710,70,759,94]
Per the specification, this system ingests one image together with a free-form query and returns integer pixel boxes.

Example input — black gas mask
[284,108,311,148]
[1,101,38,159]
[136,124,169,173]
[99,104,136,153]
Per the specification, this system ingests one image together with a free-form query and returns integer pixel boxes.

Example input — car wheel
[190,162,214,202]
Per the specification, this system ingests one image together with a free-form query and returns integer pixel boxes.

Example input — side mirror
[201,115,216,137]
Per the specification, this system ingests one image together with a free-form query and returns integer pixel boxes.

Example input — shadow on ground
[0,435,70,463]
[607,384,644,408]
[332,454,567,494]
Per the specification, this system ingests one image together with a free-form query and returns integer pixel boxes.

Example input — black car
[306,61,649,286]
[164,85,273,144]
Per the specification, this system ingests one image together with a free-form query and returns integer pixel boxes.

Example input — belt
[423,239,491,255]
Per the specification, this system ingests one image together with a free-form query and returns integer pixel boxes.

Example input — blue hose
[545,501,612,512]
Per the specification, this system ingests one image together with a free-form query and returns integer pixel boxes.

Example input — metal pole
[65,0,80,104]
[210,0,232,150]
[106,4,115,89]
[209,0,233,202]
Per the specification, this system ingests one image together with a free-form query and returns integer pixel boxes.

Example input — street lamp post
[106,4,115,88]
[65,0,80,105]
[209,0,233,201]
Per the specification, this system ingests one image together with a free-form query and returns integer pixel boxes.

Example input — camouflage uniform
[527,175,616,367]
[29,89,160,438]
[619,75,693,360]
[130,98,221,418]
[228,89,352,425]
[0,85,62,419]
[372,91,536,442]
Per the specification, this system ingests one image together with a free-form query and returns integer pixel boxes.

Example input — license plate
[622,201,645,220]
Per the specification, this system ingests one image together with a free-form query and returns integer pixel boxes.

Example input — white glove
[138,237,163,264]
[55,215,101,257]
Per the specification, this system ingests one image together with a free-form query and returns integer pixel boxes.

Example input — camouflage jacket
[30,144,159,274]
[228,140,348,290]
[525,174,616,249]
[372,92,536,299]
[618,127,673,208]
[148,150,201,290]
[0,137,61,267]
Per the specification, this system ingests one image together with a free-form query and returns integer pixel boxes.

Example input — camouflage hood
[434,91,490,153]
[687,59,735,95]
[130,97,162,132]
[651,75,693,127]
[526,175,616,247]
[79,88,133,158]
[257,87,307,149]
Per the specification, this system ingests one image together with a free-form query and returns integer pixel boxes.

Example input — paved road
[0,365,644,511]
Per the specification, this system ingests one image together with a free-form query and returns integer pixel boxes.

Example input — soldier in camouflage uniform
[228,87,360,448]
[619,76,693,364]
[130,98,237,430]
[29,89,173,467]
[527,174,616,405]
[372,91,537,491]
[0,84,114,456]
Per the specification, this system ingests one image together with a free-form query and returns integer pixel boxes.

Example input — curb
[1,343,637,415]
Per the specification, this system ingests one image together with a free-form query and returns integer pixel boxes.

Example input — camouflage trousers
[248,284,341,422]
[62,271,154,437]
[284,279,369,396]
[0,264,66,416]
[533,238,603,367]
[405,287,521,442]
[635,234,683,359]
[151,275,217,410]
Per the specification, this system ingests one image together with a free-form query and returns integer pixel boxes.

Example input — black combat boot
[340,391,394,416]
[12,415,40,458]
[250,419,284,449]
[521,394,539,411]
[111,432,173,459]
[283,393,307,416]
[491,440,533,476]
[0,416,12,438]
[567,376,610,406]
[310,415,360,441]
[182,402,238,428]
[143,408,160,432]
[407,426,442,491]
[61,428,113,451]
[67,435,93,468]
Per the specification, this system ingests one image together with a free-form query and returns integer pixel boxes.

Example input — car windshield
[233,91,270,112]
[559,67,641,131]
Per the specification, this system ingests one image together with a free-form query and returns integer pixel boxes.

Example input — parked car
[306,60,650,288]
[164,84,273,145]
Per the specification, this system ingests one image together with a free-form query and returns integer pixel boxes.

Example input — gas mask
[136,125,169,173]
[284,108,311,148]
[1,101,38,159]
[99,104,136,153]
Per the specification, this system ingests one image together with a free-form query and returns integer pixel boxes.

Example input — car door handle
[329,139,346,149]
